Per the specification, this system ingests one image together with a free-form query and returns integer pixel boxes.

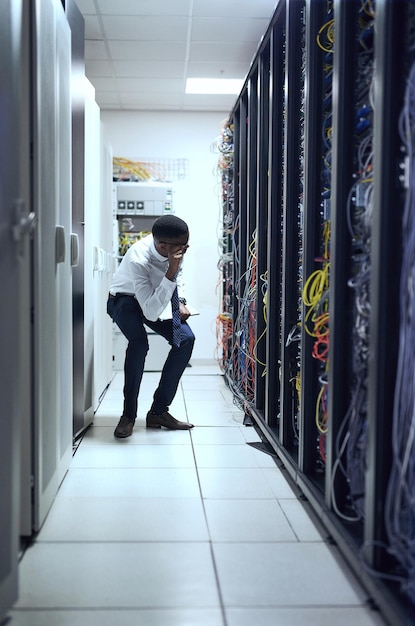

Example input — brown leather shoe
[146,411,194,430]
[114,415,135,438]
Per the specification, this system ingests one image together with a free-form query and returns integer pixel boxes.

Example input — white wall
[85,86,114,411]
[100,110,229,362]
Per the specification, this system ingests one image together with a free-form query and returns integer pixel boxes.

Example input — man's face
[156,234,189,258]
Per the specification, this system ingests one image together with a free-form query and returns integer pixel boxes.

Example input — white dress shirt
[109,234,185,322]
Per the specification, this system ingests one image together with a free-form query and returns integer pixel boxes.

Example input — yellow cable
[316,384,328,434]
[317,19,335,53]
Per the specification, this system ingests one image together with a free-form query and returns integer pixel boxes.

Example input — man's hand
[165,245,187,281]
[179,302,191,321]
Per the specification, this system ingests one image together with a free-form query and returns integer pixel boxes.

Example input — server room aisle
[10,365,385,626]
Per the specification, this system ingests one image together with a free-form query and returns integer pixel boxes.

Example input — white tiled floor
[9,365,386,625]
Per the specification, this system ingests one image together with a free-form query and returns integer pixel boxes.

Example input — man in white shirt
[107,214,195,438]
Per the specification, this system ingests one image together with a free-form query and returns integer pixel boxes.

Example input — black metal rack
[218,1,415,623]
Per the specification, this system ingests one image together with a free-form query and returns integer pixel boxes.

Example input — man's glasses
[159,241,189,249]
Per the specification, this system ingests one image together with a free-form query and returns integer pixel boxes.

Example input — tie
[171,286,181,347]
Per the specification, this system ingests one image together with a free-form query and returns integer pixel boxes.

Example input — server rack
[218,0,415,623]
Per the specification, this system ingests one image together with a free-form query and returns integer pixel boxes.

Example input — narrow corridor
[10,365,384,625]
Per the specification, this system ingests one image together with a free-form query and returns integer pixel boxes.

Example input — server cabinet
[65,0,88,438]
[0,0,27,617]
[31,0,73,531]
[265,11,286,434]
[219,0,415,622]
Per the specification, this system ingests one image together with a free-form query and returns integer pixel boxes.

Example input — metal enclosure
[0,0,27,617]
[31,0,73,531]
[65,0,88,438]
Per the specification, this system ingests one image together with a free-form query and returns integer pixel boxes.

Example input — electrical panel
[218,0,415,623]
[114,182,174,258]
[115,181,173,217]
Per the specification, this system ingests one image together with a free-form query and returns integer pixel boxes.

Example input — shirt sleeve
[132,261,176,321]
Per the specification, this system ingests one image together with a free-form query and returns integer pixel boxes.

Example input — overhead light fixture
[185,78,244,95]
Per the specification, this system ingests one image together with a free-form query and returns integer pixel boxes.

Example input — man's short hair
[152,215,189,240]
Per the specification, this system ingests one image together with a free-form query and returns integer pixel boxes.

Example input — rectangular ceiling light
[185,78,244,95]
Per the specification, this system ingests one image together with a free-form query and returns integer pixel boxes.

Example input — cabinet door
[31,0,73,531]
[0,0,26,618]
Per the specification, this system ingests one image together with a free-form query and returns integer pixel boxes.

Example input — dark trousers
[107,294,195,420]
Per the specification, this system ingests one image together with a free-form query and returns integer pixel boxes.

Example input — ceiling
[75,0,279,112]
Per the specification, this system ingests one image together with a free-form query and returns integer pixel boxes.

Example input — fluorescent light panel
[186,78,244,95]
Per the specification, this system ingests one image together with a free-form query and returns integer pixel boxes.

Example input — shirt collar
[150,237,168,262]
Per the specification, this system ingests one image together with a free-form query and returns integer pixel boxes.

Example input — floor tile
[225,607,385,626]
[98,389,123,402]
[213,542,367,606]
[261,467,300,499]
[190,426,247,445]
[182,364,222,376]
[240,427,262,442]
[37,497,209,542]
[137,372,164,385]
[248,446,281,468]
[186,396,233,415]
[81,425,193,445]
[8,608,225,626]
[142,399,187,417]
[193,443,270,468]
[180,377,229,390]
[204,499,297,541]
[189,411,247,427]
[106,371,123,387]
[183,389,231,402]
[95,388,186,419]
[96,396,121,412]
[71,443,196,468]
[57,468,200,498]
[278,498,324,541]
[15,543,220,609]
[197,468,277,499]
[91,413,119,425]
[92,406,189,424]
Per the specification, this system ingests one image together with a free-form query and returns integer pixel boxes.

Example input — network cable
[330,0,375,521]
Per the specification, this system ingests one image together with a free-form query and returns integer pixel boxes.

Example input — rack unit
[218,0,415,623]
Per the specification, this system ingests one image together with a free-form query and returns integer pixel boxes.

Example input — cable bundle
[385,56,415,603]
[331,0,375,520]
[231,232,258,406]
[113,157,188,183]
[302,225,330,460]
[216,122,263,415]
[253,271,268,377]
[283,7,307,444]
[302,2,334,466]
[216,121,235,372]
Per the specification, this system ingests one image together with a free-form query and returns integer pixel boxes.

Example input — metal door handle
[11,199,37,257]
[55,225,66,264]
[70,233,79,267]
[11,199,36,241]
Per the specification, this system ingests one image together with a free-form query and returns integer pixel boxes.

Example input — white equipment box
[116,182,173,216]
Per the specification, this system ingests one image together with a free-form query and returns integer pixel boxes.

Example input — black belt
[109,292,134,298]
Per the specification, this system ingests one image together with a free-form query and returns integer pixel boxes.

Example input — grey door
[0,0,29,617]
[31,0,73,531]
